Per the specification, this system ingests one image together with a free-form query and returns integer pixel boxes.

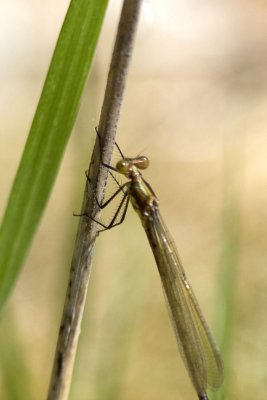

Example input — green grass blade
[0,0,109,312]
[209,135,243,399]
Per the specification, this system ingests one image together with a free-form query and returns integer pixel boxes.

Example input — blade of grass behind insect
[93,252,147,400]
[209,133,243,399]
[0,0,108,312]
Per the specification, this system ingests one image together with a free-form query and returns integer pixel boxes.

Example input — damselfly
[82,143,223,400]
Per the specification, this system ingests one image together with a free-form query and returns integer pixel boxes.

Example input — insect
[81,140,224,400]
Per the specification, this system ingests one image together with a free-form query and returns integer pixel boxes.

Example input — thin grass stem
[46,1,143,399]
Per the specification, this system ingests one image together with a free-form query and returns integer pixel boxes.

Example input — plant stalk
[46,1,143,399]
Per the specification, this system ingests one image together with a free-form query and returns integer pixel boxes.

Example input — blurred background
[1,0,267,399]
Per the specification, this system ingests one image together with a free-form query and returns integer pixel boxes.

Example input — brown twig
[46,1,143,399]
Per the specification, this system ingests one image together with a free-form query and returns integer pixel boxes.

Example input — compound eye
[116,159,129,174]
[135,156,149,170]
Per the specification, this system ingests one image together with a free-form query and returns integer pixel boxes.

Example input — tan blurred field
[1,1,267,399]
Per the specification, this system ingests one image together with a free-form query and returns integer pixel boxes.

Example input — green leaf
[209,136,243,400]
[0,0,109,312]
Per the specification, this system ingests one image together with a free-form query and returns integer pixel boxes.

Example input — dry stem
[47,1,143,399]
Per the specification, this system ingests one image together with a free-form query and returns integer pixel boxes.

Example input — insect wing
[144,211,223,394]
